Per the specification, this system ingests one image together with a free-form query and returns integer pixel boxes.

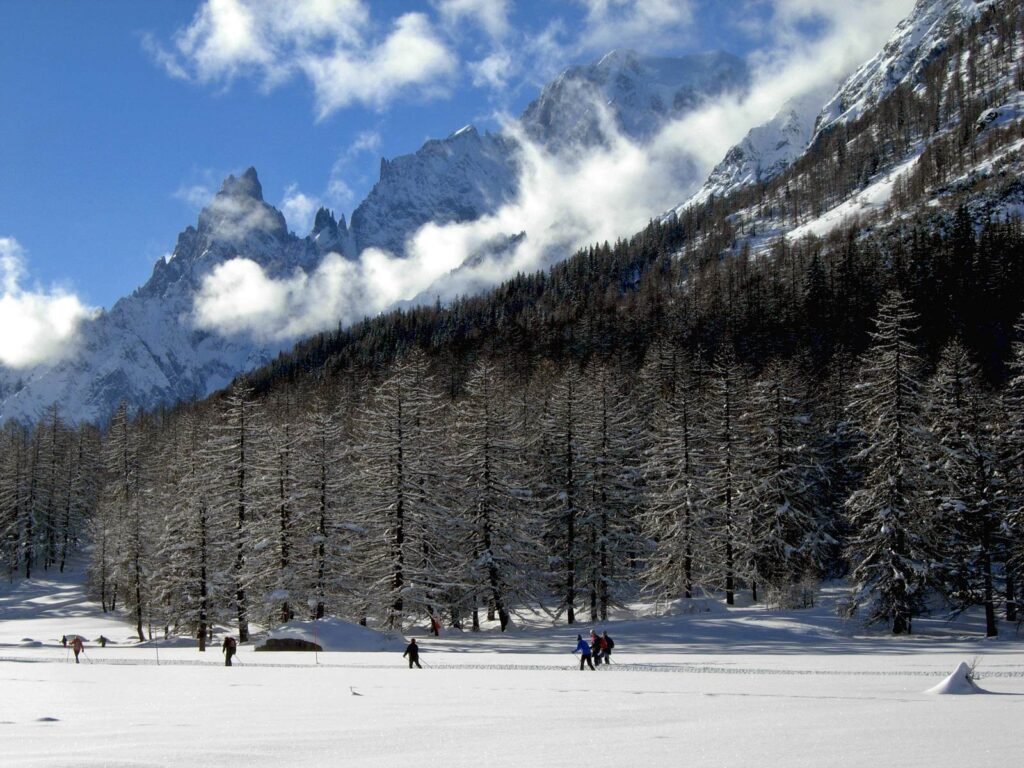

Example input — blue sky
[0,0,914,356]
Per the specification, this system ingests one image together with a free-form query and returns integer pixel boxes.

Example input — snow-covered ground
[2,567,1022,767]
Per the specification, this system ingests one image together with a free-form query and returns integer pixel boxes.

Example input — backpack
[225,637,237,651]
[606,636,615,650]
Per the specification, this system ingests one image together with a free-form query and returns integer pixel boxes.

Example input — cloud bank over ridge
[190,0,915,343]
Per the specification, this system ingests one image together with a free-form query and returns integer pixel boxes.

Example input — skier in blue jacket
[574,634,595,670]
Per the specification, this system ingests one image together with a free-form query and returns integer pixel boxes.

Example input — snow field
[2,650,1022,768]
[2,571,1023,766]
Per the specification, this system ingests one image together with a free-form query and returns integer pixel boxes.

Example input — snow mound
[925,661,988,695]
[261,618,405,652]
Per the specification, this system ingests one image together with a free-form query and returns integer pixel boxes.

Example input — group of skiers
[574,630,615,670]
[60,627,617,670]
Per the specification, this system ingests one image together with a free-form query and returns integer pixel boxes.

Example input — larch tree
[927,339,1002,636]
[351,351,451,629]
[538,365,589,624]
[453,359,538,631]
[205,382,259,643]
[643,346,707,601]
[845,291,933,634]
[703,345,747,605]
[579,360,643,621]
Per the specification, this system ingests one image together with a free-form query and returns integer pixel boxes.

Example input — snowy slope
[815,0,997,134]
[676,0,1001,216]
[683,83,836,210]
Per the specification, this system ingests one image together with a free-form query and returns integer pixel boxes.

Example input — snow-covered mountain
[348,49,750,258]
[686,84,835,209]
[0,169,322,425]
[677,0,1005,214]
[814,0,998,134]
[521,49,749,150]
[672,0,1022,260]
[349,126,519,257]
[0,49,754,425]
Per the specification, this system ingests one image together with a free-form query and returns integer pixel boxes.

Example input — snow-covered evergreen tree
[703,345,747,605]
[643,346,706,600]
[450,359,539,631]
[204,382,260,642]
[926,339,1002,636]
[995,317,1024,622]
[579,360,643,621]
[742,361,829,599]
[845,291,933,634]
[351,351,453,628]
[537,365,589,624]
[100,403,148,640]
[297,390,353,621]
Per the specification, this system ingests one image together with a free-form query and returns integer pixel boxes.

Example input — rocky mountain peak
[197,167,287,243]
[218,166,264,201]
[312,206,338,236]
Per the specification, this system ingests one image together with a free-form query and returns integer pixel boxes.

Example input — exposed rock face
[349,127,520,257]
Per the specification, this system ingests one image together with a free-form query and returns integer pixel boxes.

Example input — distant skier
[403,638,422,669]
[70,636,84,664]
[98,635,108,648]
[222,635,237,667]
[574,634,594,670]
[61,635,67,647]
[602,631,614,663]
[590,630,605,666]
[430,614,441,637]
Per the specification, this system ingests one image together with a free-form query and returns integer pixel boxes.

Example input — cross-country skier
[403,638,422,669]
[222,635,237,667]
[70,636,84,663]
[602,631,614,663]
[574,634,594,670]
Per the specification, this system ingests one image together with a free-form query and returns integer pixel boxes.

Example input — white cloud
[150,1,456,116]
[281,184,321,234]
[436,0,511,40]
[0,238,97,369]
[300,13,456,116]
[192,0,918,342]
[193,253,360,340]
[574,0,696,53]
[471,49,517,90]
[347,130,382,156]
[174,183,216,208]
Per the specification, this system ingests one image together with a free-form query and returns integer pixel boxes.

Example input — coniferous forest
[3,209,1023,641]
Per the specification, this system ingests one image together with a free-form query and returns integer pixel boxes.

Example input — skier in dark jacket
[602,631,615,663]
[574,634,594,670]
[222,635,237,666]
[403,638,422,669]
[590,630,605,665]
